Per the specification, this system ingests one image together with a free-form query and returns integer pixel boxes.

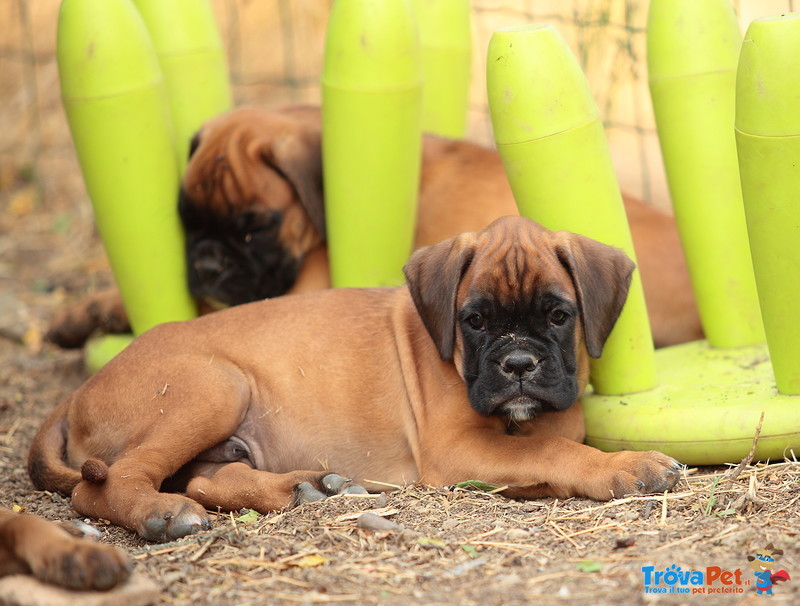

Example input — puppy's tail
[80,458,109,483]
[27,398,83,496]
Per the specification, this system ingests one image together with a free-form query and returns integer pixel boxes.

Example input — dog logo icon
[747,543,791,596]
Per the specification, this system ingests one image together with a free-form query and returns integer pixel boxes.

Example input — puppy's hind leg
[185,462,366,513]
[67,364,258,541]
[70,455,213,543]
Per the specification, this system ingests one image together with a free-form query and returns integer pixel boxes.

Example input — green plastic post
[132,0,232,173]
[58,0,196,357]
[412,0,471,138]
[322,0,422,288]
[486,25,655,396]
[647,0,763,348]
[582,11,800,463]
[736,14,800,395]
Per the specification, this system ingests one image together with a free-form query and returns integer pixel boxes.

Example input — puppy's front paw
[46,288,130,349]
[32,538,133,591]
[603,450,683,499]
[294,473,368,505]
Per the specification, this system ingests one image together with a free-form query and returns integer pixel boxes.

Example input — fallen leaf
[418,537,446,548]
[336,507,399,522]
[234,509,260,524]
[455,480,503,492]
[23,322,42,352]
[576,560,603,573]
[289,554,329,569]
[8,186,37,218]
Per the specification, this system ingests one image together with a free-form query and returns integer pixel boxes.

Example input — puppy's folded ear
[188,132,202,160]
[555,234,635,359]
[403,232,477,361]
[263,129,326,238]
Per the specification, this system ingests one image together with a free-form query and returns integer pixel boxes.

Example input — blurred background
[0,0,795,346]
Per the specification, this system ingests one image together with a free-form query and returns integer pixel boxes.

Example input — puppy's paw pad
[342,485,369,495]
[321,473,368,496]
[321,474,349,494]
[36,543,133,591]
[608,451,683,498]
[138,499,211,542]
[295,482,327,504]
[294,475,369,505]
[77,547,134,591]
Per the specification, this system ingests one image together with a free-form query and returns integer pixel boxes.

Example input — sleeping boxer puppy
[0,506,131,590]
[30,217,681,543]
[46,106,701,350]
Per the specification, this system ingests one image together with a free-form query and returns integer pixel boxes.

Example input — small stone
[372,493,389,508]
[442,519,459,531]
[497,573,522,586]
[505,528,530,541]
[357,512,402,532]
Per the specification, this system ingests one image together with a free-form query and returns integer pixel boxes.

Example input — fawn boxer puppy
[47,106,701,349]
[31,217,681,543]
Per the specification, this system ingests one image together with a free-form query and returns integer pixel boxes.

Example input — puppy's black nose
[192,257,225,281]
[500,352,539,379]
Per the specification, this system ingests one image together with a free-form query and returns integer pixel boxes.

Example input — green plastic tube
[735,14,800,395]
[412,0,471,138]
[322,0,422,288]
[487,25,655,396]
[647,0,764,348]
[58,0,196,342]
[132,0,232,173]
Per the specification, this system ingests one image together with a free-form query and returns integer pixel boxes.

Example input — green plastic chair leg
[412,0,472,139]
[132,0,232,174]
[321,0,423,288]
[648,0,763,348]
[58,0,197,371]
[736,14,800,395]
[583,8,800,464]
[486,24,655,396]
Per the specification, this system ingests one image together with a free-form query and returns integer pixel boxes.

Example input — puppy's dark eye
[549,310,567,326]
[188,133,201,159]
[467,313,486,331]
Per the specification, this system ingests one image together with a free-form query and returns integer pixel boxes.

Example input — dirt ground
[0,166,799,606]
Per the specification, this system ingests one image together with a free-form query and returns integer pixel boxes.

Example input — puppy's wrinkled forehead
[181,109,299,215]
[462,219,573,306]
